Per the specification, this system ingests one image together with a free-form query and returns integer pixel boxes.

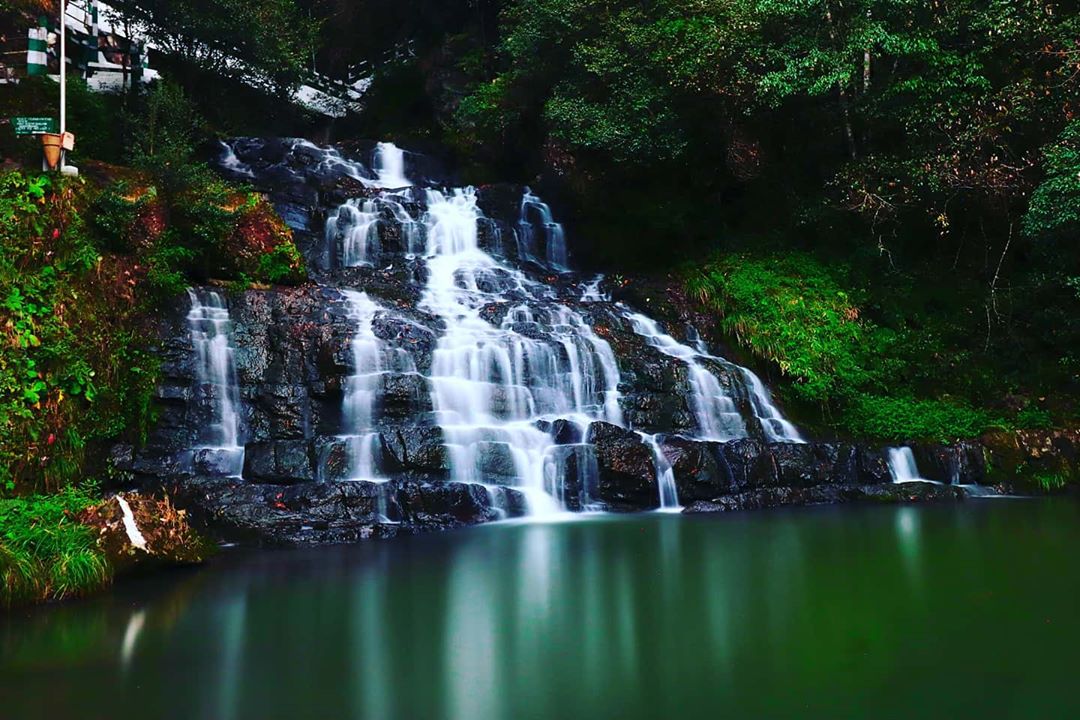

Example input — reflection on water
[2,501,1080,719]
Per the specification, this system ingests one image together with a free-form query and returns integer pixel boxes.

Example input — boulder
[586,422,659,510]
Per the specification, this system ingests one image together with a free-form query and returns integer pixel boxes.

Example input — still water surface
[2,501,1078,719]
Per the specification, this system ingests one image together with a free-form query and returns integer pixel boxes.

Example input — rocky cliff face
[111,139,1003,546]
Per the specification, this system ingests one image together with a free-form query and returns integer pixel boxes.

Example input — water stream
[186,289,244,477]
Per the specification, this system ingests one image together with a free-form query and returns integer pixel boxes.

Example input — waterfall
[579,276,608,303]
[293,138,371,183]
[739,367,804,443]
[213,138,812,517]
[625,312,747,442]
[518,189,569,268]
[887,447,925,483]
[626,312,804,444]
[326,199,380,267]
[340,290,418,519]
[418,188,622,515]
[373,142,411,188]
[217,141,255,178]
[640,433,680,511]
[187,289,244,477]
[340,291,387,482]
[382,198,423,257]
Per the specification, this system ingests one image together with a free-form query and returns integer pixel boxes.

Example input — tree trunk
[825,3,858,159]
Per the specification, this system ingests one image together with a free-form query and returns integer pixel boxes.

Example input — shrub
[684,252,1033,442]
[0,171,159,492]
[258,241,307,284]
[0,484,110,608]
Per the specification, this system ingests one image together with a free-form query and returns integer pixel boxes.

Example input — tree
[110,0,320,95]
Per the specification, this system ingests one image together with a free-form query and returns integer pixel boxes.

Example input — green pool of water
[3,500,1078,719]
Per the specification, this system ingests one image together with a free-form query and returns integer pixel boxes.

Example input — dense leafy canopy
[429,0,1080,434]
[109,0,320,93]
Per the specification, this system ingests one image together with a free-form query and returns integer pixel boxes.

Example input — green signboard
[12,117,58,135]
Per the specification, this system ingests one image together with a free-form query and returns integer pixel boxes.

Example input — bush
[0,484,110,608]
[844,394,1002,444]
[684,251,1043,442]
[0,171,159,492]
[258,241,307,284]
[685,253,882,403]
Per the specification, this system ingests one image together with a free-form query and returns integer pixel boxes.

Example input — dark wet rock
[382,425,449,475]
[167,476,510,545]
[912,441,987,485]
[661,437,910,504]
[242,441,315,484]
[586,422,659,510]
[394,480,508,531]
[683,481,967,514]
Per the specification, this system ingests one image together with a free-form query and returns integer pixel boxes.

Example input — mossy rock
[981,429,1080,493]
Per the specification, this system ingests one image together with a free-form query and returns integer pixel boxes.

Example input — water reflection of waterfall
[5,505,1076,719]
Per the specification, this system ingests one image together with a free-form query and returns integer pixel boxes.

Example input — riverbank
[0,489,209,609]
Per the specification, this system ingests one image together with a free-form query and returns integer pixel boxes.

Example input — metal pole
[59,0,67,171]
[59,0,66,136]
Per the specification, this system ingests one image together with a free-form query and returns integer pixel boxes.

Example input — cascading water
[373,142,411,188]
[625,312,747,442]
[217,141,255,178]
[382,198,423,258]
[518,189,569,268]
[887,447,925,483]
[418,187,623,516]
[339,290,417,520]
[640,433,680,511]
[187,289,244,477]
[625,311,804,444]
[340,291,387,482]
[326,200,381,267]
[738,367,804,443]
[210,139,810,517]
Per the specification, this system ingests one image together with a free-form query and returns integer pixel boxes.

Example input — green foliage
[0,171,161,492]
[144,234,196,300]
[0,484,110,608]
[128,82,211,197]
[113,0,320,95]
[683,252,1044,442]
[844,394,1000,444]
[1032,471,1069,493]
[687,253,874,403]
[1023,121,1080,242]
[258,242,307,285]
